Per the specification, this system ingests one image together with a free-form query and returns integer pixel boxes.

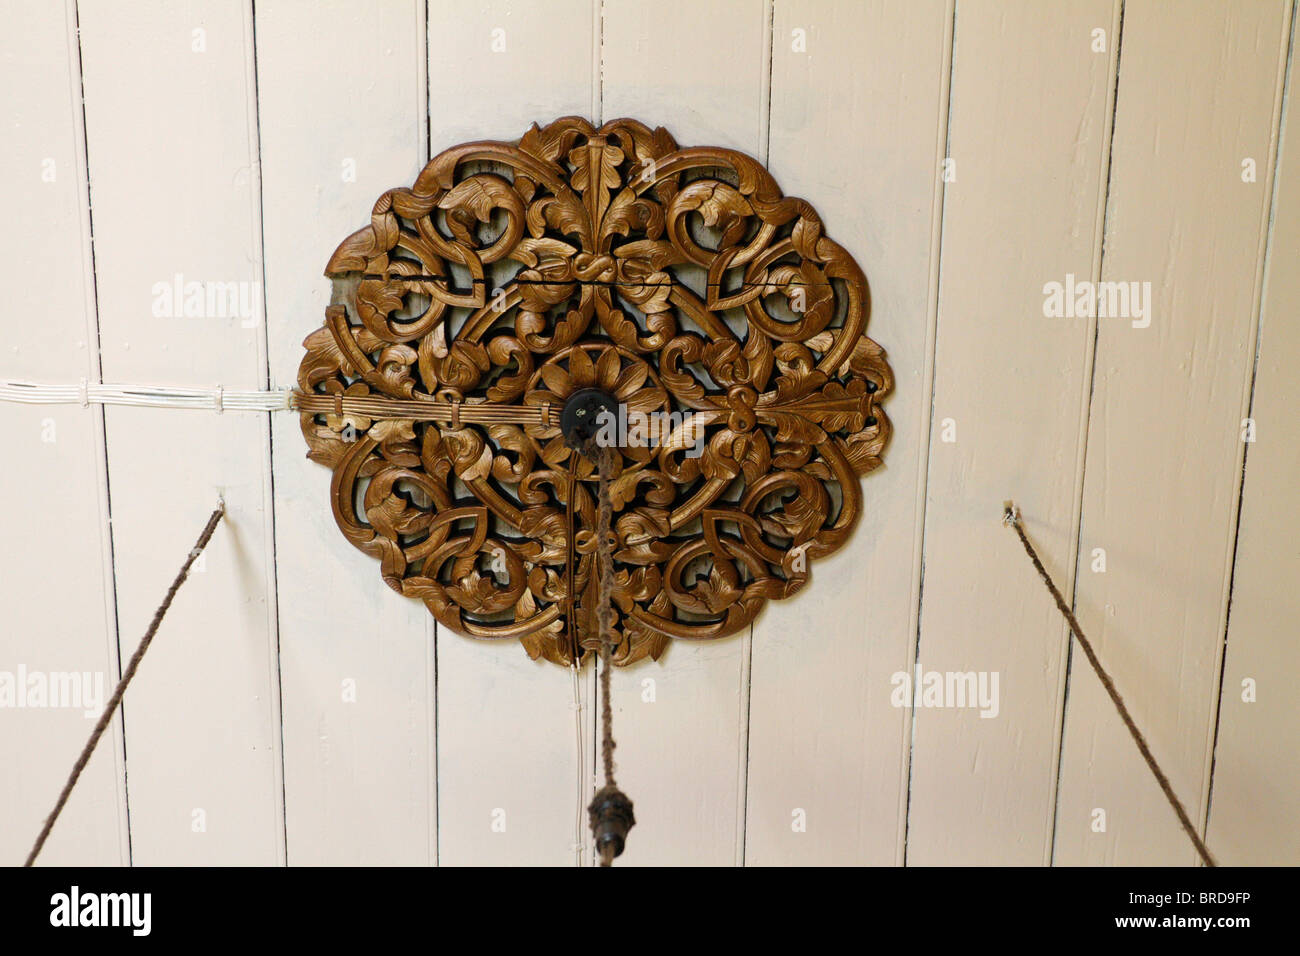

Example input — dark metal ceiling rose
[561,388,620,450]
[294,116,893,668]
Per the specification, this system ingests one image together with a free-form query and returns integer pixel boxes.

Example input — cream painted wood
[0,0,128,867]
[256,0,436,866]
[600,0,768,867]
[907,0,1120,866]
[1056,0,1291,866]
[744,0,952,866]
[1205,4,1300,868]
[76,0,284,865]
[427,0,599,867]
[2,0,1298,870]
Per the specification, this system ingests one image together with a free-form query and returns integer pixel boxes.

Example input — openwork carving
[295,117,892,666]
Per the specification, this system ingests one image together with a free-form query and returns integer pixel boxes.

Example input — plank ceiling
[1,0,1296,866]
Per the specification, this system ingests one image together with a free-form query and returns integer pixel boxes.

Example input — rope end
[1002,501,1020,528]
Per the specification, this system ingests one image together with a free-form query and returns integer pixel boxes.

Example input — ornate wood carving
[295,117,892,666]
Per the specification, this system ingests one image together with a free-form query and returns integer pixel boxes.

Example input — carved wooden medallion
[295,117,892,666]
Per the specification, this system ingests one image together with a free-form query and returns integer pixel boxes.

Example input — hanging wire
[1003,503,1216,867]
[24,502,226,866]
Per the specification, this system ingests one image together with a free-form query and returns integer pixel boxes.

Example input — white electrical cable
[0,379,293,412]
[571,663,587,868]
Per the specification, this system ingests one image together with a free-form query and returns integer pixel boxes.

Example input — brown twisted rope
[23,502,226,867]
[594,445,617,791]
[1003,503,1216,867]
[580,440,634,866]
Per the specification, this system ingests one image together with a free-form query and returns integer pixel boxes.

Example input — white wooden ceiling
[2,0,1296,866]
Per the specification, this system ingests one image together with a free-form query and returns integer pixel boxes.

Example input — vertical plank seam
[1046,0,1126,868]
[585,0,604,868]
[421,0,440,868]
[898,0,957,868]
[1201,0,1298,856]
[244,0,288,866]
[68,0,132,867]
[591,0,602,122]
[734,0,775,870]
[420,0,431,169]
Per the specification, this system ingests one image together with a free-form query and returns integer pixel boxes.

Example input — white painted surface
[257,0,436,866]
[1207,9,1300,862]
[0,0,1295,866]
[1056,0,1292,866]
[908,0,1119,865]
[0,0,127,868]
[747,0,951,866]
[76,0,284,865]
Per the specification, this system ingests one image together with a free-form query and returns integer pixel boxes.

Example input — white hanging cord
[0,379,293,413]
[570,663,587,867]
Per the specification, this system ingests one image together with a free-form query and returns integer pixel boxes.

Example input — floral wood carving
[295,116,892,667]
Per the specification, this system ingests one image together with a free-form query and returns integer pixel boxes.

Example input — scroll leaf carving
[297,117,892,666]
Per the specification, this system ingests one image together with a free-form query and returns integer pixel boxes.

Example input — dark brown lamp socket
[588,784,636,865]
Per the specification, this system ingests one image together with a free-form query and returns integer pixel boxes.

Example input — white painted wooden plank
[905,0,1119,866]
[77,0,284,865]
[0,0,128,866]
[601,0,768,867]
[1056,0,1291,866]
[428,0,599,867]
[4,0,1294,873]
[256,0,436,867]
[744,0,952,867]
[1206,5,1299,868]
